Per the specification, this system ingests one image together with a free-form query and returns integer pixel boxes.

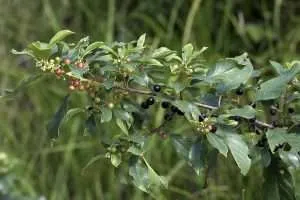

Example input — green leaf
[207,133,228,157]
[173,100,201,121]
[82,41,104,57]
[111,153,122,167]
[143,158,168,189]
[27,42,52,59]
[182,43,193,64]
[270,60,286,75]
[11,49,35,58]
[227,105,256,119]
[85,114,97,136]
[100,107,112,123]
[46,95,70,138]
[49,30,74,45]
[129,156,150,193]
[59,108,85,133]
[152,47,174,58]
[256,66,300,101]
[263,158,296,200]
[127,146,143,156]
[171,136,191,161]
[137,34,146,48]
[225,132,251,175]
[266,128,300,154]
[116,118,129,135]
[188,139,207,175]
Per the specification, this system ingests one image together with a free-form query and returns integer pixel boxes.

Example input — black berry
[235,87,244,96]
[270,108,277,115]
[250,102,256,108]
[164,112,173,121]
[210,125,217,133]
[171,105,179,113]
[198,114,207,122]
[153,85,161,92]
[161,101,170,109]
[146,96,155,105]
[249,117,256,124]
[288,107,295,114]
[141,102,149,109]
[283,143,291,151]
[177,109,184,116]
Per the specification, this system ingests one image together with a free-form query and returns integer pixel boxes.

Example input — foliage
[8,30,300,199]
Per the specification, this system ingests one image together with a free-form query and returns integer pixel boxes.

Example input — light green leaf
[225,132,251,175]
[266,128,300,154]
[116,118,129,135]
[100,107,112,123]
[137,33,146,48]
[256,66,300,101]
[143,158,168,189]
[82,41,104,57]
[182,43,193,64]
[227,105,256,119]
[27,41,52,59]
[49,30,74,45]
[152,47,174,58]
[207,133,228,157]
[270,60,286,75]
[127,146,143,156]
[111,153,122,167]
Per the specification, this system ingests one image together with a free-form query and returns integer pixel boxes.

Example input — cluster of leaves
[8,30,300,199]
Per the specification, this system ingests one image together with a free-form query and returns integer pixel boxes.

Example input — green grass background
[1,0,300,199]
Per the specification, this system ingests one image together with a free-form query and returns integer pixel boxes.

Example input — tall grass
[1,0,300,199]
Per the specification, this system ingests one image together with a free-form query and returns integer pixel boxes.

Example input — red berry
[64,58,71,65]
[77,62,85,68]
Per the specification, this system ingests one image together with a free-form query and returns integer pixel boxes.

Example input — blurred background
[1,0,300,199]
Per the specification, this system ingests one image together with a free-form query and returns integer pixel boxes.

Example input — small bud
[108,103,114,109]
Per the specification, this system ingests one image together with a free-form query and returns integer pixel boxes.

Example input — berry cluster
[68,78,88,91]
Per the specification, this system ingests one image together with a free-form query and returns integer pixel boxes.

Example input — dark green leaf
[263,158,296,200]
[85,114,97,136]
[227,105,256,119]
[47,95,70,138]
[100,107,112,123]
[188,139,207,175]
[82,41,104,57]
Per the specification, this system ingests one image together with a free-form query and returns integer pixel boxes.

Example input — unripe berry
[108,103,115,109]
[77,62,85,69]
[69,85,75,90]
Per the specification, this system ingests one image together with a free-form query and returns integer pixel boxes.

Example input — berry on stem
[270,108,277,115]
[161,101,170,109]
[141,101,149,109]
[153,85,161,92]
[209,125,217,133]
[171,105,179,113]
[164,112,173,121]
[64,58,71,65]
[198,113,207,122]
[235,87,244,96]
[146,97,155,105]
[288,107,295,114]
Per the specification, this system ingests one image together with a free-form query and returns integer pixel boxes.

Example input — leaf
[116,118,129,135]
[256,66,300,101]
[227,105,256,119]
[111,153,122,167]
[270,60,286,75]
[207,133,228,157]
[46,95,70,138]
[152,47,174,58]
[82,154,106,173]
[11,49,35,58]
[225,132,251,175]
[127,146,143,156]
[49,30,75,45]
[266,128,300,154]
[59,108,85,132]
[100,107,112,123]
[173,100,201,121]
[129,156,150,193]
[182,43,193,64]
[82,42,104,57]
[143,158,168,189]
[263,158,296,200]
[171,136,191,161]
[27,42,52,59]
[85,114,97,136]
[188,139,207,175]
[137,33,146,48]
